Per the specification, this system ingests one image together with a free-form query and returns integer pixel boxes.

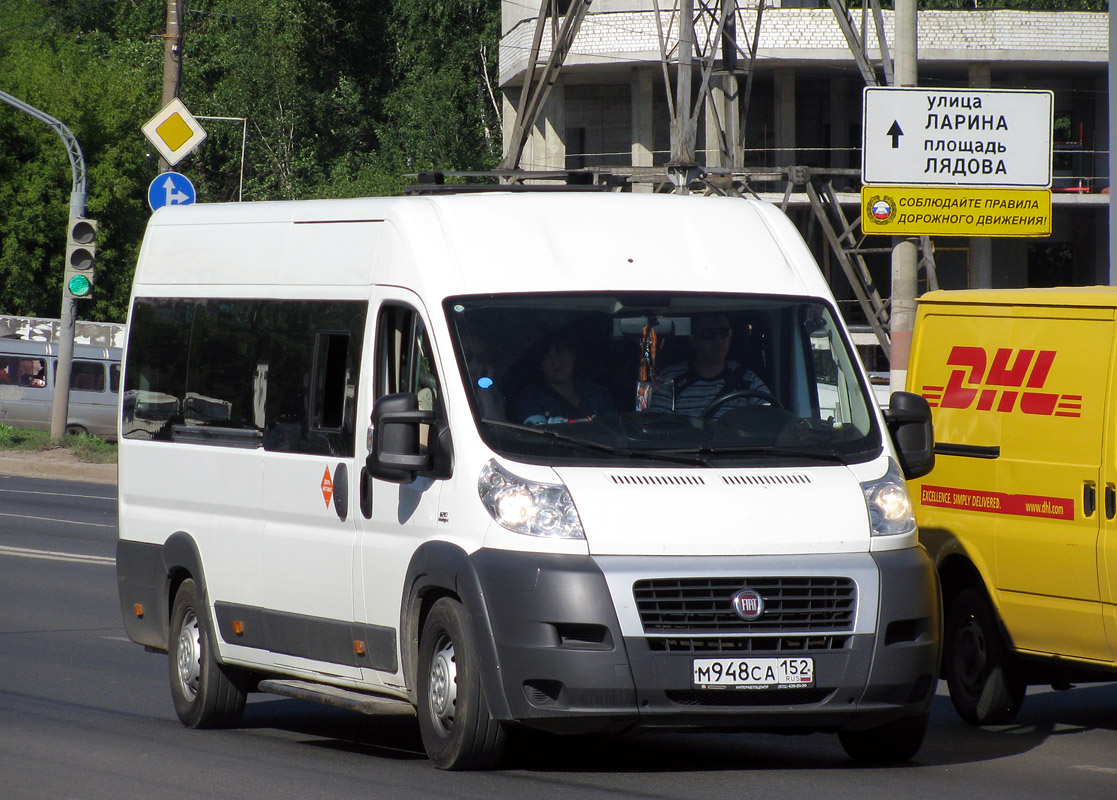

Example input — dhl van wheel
[944,587,1025,725]
[168,579,247,729]
[416,597,507,770]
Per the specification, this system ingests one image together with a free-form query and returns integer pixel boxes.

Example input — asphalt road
[1,473,1116,800]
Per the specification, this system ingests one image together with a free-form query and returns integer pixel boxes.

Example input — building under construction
[496,1,1109,371]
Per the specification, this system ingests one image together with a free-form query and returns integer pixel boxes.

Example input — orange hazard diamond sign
[321,467,334,509]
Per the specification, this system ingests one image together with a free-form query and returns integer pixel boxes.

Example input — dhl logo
[920,346,1082,417]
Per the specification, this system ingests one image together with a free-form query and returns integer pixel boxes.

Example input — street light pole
[0,89,88,444]
[889,0,918,394]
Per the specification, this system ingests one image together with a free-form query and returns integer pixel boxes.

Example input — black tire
[168,578,246,729]
[417,597,507,770]
[944,587,1025,725]
[838,712,929,764]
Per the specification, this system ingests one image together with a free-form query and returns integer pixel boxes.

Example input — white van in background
[115,191,939,770]
[0,337,121,439]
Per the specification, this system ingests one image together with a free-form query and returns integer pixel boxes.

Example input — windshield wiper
[687,445,850,464]
[479,418,624,454]
[478,419,713,465]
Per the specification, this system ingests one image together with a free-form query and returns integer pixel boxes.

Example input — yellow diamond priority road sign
[142,98,207,167]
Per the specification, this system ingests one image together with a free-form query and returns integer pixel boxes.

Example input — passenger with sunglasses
[648,312,771,419]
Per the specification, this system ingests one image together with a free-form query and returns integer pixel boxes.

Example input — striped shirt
[648,362,769,418]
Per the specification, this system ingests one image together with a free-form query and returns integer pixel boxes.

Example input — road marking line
[1071,766,1117,775]
[0,545,115,565]
[0,511,114,528]
[0,487,113,502]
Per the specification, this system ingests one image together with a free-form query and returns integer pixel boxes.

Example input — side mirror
[884,391,935,480]
[366,392,453,483]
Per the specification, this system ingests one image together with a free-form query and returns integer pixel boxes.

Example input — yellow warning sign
[142,98,207,167]
[861,186,1051,238]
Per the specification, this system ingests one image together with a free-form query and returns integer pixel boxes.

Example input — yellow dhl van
[908,286,1117,725]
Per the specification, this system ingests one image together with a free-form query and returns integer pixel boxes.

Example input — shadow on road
[235,681,1117,773]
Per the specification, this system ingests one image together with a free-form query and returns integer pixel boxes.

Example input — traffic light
[64,217,97,300]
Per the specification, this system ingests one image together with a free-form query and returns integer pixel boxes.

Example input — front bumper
[471,547,940,734]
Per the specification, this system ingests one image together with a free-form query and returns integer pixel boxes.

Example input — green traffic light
[67,274,91,297]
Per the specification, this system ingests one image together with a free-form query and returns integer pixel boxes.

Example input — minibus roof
[135,193,832,303]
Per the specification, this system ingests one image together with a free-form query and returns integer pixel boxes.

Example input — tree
[0,2,161,322]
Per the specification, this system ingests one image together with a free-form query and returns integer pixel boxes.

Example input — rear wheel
[417,597,506,770]
[944,587,1025,725]
[168,578,246,728]
[839,712,929,764]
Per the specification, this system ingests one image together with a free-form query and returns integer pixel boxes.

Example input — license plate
[692,657,815,689]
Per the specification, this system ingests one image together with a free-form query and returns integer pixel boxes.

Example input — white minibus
[116,191,939,769]
[0,337,121,439]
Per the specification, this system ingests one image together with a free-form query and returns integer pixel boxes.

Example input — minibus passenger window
[19,358,46,388]
[70,361,106,392]
[311,332,349,431]
[110,364,120,393]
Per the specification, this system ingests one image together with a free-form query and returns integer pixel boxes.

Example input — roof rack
[404,170,609,195]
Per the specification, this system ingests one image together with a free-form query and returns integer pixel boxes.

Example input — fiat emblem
[731,588,764,621]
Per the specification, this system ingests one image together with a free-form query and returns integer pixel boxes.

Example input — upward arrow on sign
[886,120,904,148]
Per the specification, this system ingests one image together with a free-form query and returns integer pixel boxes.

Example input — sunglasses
[696,327,732,341]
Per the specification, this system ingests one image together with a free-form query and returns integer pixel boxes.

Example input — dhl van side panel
[911,301,1110,662]
[909,287,1117,725]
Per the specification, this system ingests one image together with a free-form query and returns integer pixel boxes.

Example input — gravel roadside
[0,449,117,485]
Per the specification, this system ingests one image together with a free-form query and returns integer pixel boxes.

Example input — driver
[648,313,771,418]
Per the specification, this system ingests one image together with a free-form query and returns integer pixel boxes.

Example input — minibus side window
[109,364,120,393]
[14,357,47,388]
[310,331,350,431]
[0,355,17,385]
[124,296,365,455]
[67,360,106,392]
[375,304,443,451]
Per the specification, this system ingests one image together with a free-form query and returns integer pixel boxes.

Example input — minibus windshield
[445,293,882,467]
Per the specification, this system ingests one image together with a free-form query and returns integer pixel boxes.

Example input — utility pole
[889,0,918,393]
[669,0,698,190]
[160,0,184,173]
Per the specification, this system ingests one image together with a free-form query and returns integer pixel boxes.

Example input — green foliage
[0,422,117,461]
[0,0,502,321]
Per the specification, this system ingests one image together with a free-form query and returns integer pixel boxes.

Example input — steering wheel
[701,389,783,419]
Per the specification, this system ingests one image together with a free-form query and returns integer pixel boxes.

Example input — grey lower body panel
[116,539,169,652]
[472,547,940,735]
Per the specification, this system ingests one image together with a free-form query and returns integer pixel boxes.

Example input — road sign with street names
[142,98,208,167]
[861,87,1053,188]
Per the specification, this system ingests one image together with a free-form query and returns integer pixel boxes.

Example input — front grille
[647,635,850,654]
[666,688,834,707]
[634,577,856,634]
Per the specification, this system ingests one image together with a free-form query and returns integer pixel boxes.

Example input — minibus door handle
[1084,482,1097,518]
[1106,483,1116,521]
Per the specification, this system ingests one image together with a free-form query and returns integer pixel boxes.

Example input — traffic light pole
[0,90,88,443]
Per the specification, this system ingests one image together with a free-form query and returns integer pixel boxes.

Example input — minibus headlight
[861,460,916,537]
[478,460,585,539]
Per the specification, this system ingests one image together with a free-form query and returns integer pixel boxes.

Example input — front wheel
[944,587,1025,725]
[168,578,246,728]
[417,597,506,770]
[838,713,929,764]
